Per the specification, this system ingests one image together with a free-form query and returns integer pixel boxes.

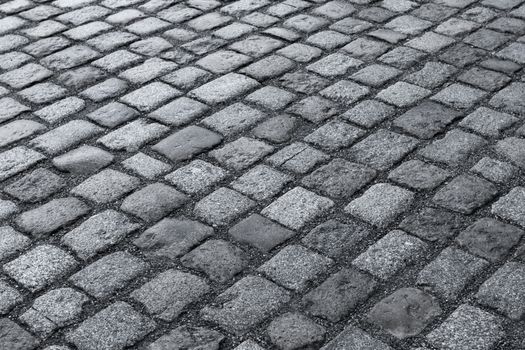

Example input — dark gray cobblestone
[1,0,524,348]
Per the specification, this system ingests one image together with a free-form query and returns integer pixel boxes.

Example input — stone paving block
[30,120,103,155]
[153,126,222,162]
[120,82,180,112]
[346,184,414,227]
[182,239,246,282]
[320,80,370,105]
[15,197,88,237]
[4,168,63,203]
[377,82,431,107]
[388,160,450,190]
[67,301,155,350]
[58,66,106,89]
[146,325,224,349]
[0,318,38,350]
[0,63,52,89]
[35,97,85,124]
[72,169,140,204]
[189,73,259,105]
[471,157,517,184]
[476,262,525,320]
[229,214,295,252]
[98,119,168,152]
[492,187,525,227]
[342,99,394,128]
[307,53,363,77]
[122,153,170,179]
[132,269,209,321]
[404,61,457,89]
[267,312,325,350]
[321,325,393,350]
[353,230,427,280]
[0,280,22,314]
[201,276,290,334]
[0,200,17,221]
[41,45,100,69]
[245,86,295,110]
[210,137,274,171]
[303,267,376,322]
[432,175,498,214]
[0,226,30,261]
[417,247,488,300]
[203,103,266,136]
[81,78,128,102]
[400,207,463,242]
[367,288,441,339]
[231,164,291,201]
[278,71,330,94]
[262,187,334,230]
[149,96,209,126]
[165,160,226,194]
[70,251,147,299]
[494,137,525,169]
[459,107,517,137]
[304,121,364,151]
[458,67,511,92]
[457,217,523,262]
[286,95,340,123]
[258,245,332,291]
[52,145,114,174]
[0,97,30,123]
[418,129,487,167]
[302,158,376,199]
[62,210,139,260]
[252,114,297,143]
[426,304,504,350]
[20,288,89,336]
[134,218,213,259]
[19,82,67,104]
[267,142,328,174]
[195,187,255,226]
[4,245,77,292]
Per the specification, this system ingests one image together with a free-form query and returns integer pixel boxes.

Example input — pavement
[0,0,525,349]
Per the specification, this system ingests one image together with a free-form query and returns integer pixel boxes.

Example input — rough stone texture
[1,1,523,348]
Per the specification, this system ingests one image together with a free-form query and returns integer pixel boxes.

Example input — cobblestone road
[1,0,525,349]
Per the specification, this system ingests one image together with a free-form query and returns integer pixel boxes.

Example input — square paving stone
[81,78,128,102]
[0,200,17,221]
[286,95,340,123]
[0,318,39,350]
[122,153,170,179]
[203,103,266,136]
[97,119,168,152]
[69,251,147,299]
[231,164,291,201]
[0,63,52,89]
[458,107,517,137]
[189,72,259,105]
[240,55,295,80]
[252,114,297,144]
[342,99,394,128]
[388,160,450,190]
[417,247,488,300]
[304,121,365,151]
[350,64,401,87]
[267,312,325,350]
[262,187,334,230]
[267,142,329,174]
[431,83,486,109]
[145,325,223,350]
[87,102,138,128]
[4,245,77,291]
[494,137,525,169]
[319,80,370,105]
[471,157,517,184]
[404,61,457,89]
[307,53,363,77]
[258,245,332,291]
[229,214,295,252]
[385,15,432,34]
[210,137,274,171]
[399,207,463,242]
[457,217,523,262]
[4,168,64,203]
[0,280,23,314]
[458,67,511,92]
[196,50,251,74]
[229,35,283,57]
[476,262,525,320]
[152,126,222,162]
[492,187,525,227]
[322,325,393,350]
[20,287,89,336]
[134,218,213,259]
[432,175,498,214]
[41,45,100,70]
[489,82,525,115]
[72,169,140,204]
[182,239,246,282]
[418,129,487,167]
[120,183,188,222]
[0,97,30,123]
[347,129,418,171]
[194,187,255,226]
[278,71,330,94]
[345,184,414,227]
[131,269,209,321]
[0,226,29,261]
[245,86,296,110]
[367,288,441,339]
[15,197,89,237]
[426,304,504,350]
[0,146,45,181]
[149,97,209,126]
[120,82,181,112]
[302,158,376,199]
[277,43,322,62]
[352,230,427,280]
[0,119,45,148]
[393,101,461,139]
[200,276,290,335]
[62,210,139,260]
[165,160,226,194]
[303,267,377,322]
[67,301,155,350]
[52,145,114,174]
[377,82,431,107]
[35,97,86,124]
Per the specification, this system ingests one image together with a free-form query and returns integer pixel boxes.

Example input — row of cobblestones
[1,0,525,349]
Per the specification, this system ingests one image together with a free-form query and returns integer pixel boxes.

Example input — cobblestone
[1,0,523,347]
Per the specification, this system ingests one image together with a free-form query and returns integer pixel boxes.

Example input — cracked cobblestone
[0,0,524,348]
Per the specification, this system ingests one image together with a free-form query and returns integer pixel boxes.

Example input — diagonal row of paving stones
[1,0,525,349]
